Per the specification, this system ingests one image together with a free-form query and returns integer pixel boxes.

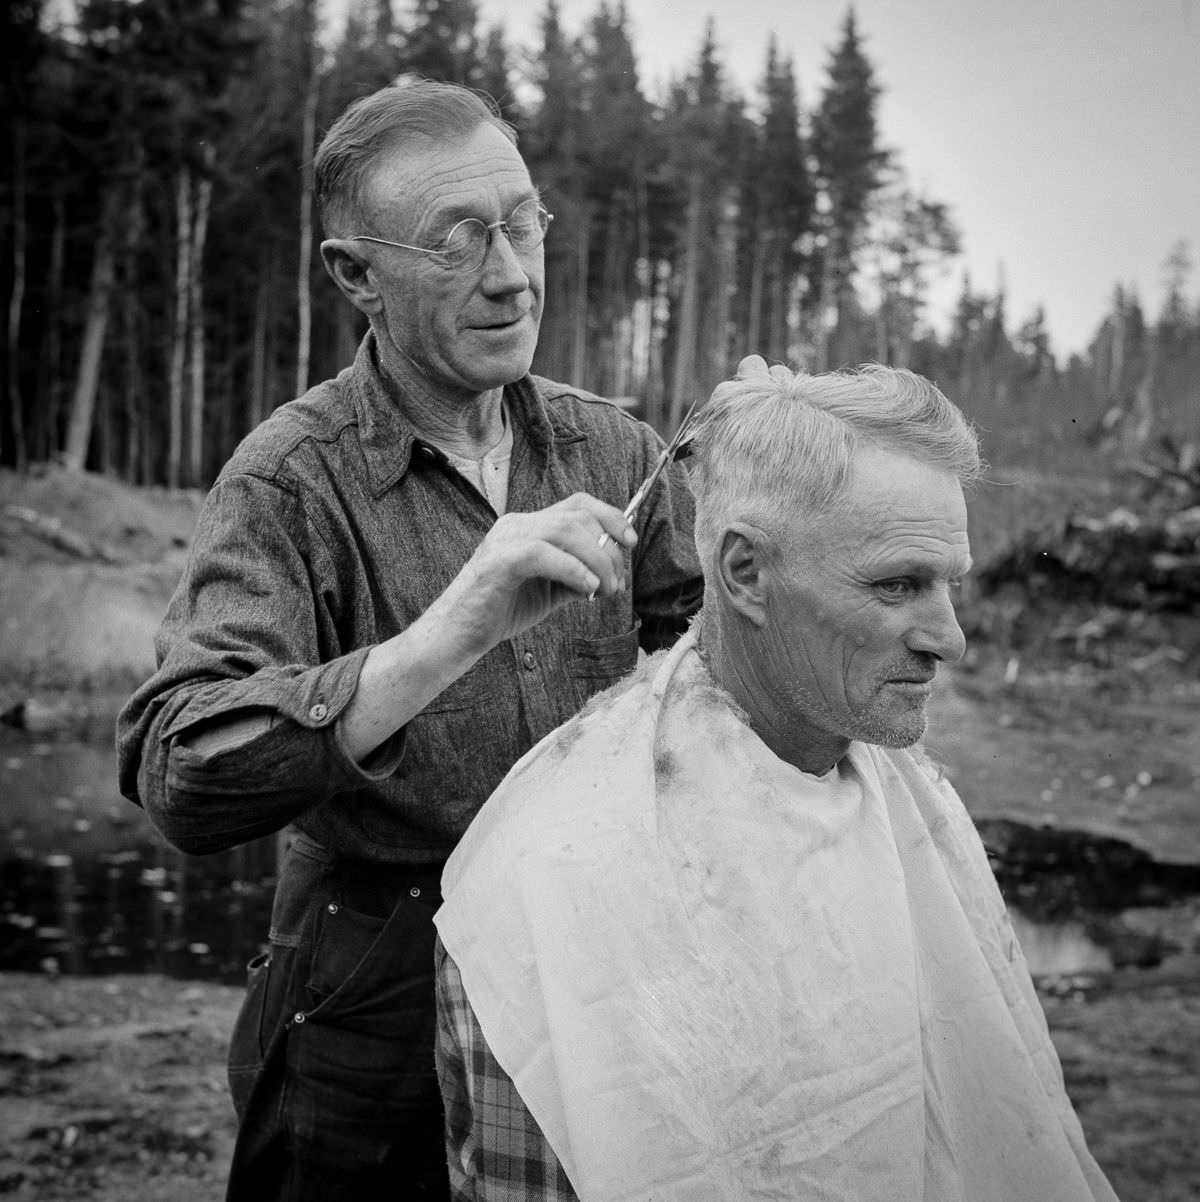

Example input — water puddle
[1,839,276,982]
[2,738,1198,985]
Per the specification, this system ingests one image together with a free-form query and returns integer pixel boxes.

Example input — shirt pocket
[570,621,641,688]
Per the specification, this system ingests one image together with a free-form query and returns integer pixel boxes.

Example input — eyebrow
[874,554,974,579]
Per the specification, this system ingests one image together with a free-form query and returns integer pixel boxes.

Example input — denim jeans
[226,833,449,1201]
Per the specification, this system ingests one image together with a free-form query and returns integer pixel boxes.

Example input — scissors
[597,396,702,552]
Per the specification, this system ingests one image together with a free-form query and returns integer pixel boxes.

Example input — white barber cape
[435,630,1118,1202]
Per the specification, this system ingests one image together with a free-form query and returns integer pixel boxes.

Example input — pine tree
[811,8,888,368]
[397,0,480,85]
[739,37,813,365]
[864,171,959,368]
[476,23,519,122]
[659,21,748,423]
[523,1,587,384]
[573,1,654,398]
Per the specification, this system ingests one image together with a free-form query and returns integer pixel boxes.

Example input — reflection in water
[1009,909,1113,977]
[0,841,1123,985]
[1,839,276,983]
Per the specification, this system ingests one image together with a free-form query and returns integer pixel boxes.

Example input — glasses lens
[507,199,550,250]
[437,203,550,270]
[441,219,489,270]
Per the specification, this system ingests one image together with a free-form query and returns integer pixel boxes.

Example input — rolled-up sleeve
[116,471,404,855]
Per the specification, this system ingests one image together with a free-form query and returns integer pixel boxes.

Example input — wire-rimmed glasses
[350,198,553,272]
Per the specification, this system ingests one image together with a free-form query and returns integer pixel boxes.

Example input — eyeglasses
[350,198,553,272]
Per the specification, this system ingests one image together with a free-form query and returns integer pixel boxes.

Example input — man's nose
[479,229,531,294]
[907,589,966,664]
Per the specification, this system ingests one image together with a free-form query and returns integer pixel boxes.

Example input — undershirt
[434,415,514,516]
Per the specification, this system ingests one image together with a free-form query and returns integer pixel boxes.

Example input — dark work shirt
[116,336,701,864]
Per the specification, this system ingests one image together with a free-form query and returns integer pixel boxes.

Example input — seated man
[432,356,1118,1201]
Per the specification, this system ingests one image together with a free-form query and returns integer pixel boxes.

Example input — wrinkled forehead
[361,124,533,229]
[800,448,969,560]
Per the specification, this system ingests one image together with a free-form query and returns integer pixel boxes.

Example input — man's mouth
[473,312,528,331]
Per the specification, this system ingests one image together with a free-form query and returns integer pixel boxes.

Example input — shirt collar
[349,333,581,497]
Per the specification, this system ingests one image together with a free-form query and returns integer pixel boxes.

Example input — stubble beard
[781,679,930,752]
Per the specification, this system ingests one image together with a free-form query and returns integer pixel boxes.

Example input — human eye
[507,198,549,249]
[438,218,486,268]
[875,577,916,600]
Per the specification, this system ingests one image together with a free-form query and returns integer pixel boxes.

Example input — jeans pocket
[286,890,444,1174]
[228,949,273,1119]
[306,902,388,1008]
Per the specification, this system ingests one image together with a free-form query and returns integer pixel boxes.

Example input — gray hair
[687,361,983,567]
[314,78,517,238]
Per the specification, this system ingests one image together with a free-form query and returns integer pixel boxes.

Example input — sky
[469,0,1200,359]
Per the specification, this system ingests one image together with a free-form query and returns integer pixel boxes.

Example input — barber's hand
[434,492,637,654]
[737,353,794,385]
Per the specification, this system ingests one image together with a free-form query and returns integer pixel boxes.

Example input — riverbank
[1,960,1197,1200]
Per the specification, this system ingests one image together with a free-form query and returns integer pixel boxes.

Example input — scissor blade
[622,398,702,522]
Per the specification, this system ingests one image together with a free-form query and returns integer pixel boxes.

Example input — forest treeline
[3,0,1198,487]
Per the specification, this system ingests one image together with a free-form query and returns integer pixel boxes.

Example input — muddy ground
[1,463,1198,1200]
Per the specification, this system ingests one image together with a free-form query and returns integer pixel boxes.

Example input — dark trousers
[225,833,450,1201]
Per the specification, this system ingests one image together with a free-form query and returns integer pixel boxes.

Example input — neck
[373,335,507,457]
[696,604,849,778]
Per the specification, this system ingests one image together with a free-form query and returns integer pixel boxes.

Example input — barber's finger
[737,354,770,378]
[595,505,638,549]
[535,543,604,599]
[596,518,637,550]
[524,537,624,602]
[575,526,631,597]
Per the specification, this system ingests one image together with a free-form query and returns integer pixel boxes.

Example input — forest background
[2,0,1199,487]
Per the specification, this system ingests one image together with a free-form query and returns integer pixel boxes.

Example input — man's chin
[463,351,536,392]
[851,706,928,750]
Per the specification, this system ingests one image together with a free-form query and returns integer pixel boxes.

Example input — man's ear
[716,524,769,627]
[320,239,383,317]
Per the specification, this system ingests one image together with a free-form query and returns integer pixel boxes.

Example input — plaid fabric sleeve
[435,936,579,1202]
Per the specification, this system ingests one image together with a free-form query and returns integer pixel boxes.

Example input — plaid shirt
[436,938,579,1201]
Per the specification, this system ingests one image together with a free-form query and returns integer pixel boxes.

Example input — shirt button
[409,887,421,898]
[293,1011,307,1024]
[327,902,339,915]
[522,651,536,671]
[309,703,328,722]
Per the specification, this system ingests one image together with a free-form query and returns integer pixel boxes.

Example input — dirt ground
[1,463,1199,1200]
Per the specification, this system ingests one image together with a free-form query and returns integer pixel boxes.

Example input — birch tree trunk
[167,167,193,489]
[121,154,146,481]
[63,185,121,472]
[746,221,767,358]
[41,188,67,463]
[668,175,703,429]
[295,60,322,398]
[570,201,591,387]
[250,268,270,431]
[187,148,214,485]
[6,115,28,470]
